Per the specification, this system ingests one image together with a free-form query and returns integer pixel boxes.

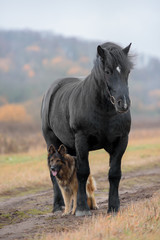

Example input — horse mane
[96,42,133,71]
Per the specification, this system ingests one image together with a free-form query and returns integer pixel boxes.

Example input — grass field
[39,191,160,240]
[0,128,160,240]
[0,129,160,197]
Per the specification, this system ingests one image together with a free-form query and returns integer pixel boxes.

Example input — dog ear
[58,144,67,156]
[48,144,56,156]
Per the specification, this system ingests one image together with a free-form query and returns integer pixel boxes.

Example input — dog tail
[86,175,97,193]
[86,175,98,210]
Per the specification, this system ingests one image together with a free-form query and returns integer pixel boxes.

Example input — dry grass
[0,149,50,195]
[39,191,160,240]
[0,129,160,196]
[0,104,31,123]
[0,122,45,154]
[0,128,160,240]
[89,129,160,176]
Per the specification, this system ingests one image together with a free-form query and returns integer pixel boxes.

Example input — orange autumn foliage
[51,56,64,64]
[150,89,160,98]
[67,66,82,75]
[23,64,35,78]
[0,57,11,72]
[26,45,40,52]
[79,56,89,63]
[67,66,88,75]
[0,104,31,123]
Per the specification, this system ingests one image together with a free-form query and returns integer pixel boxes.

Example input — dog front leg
[72,190,77,215]
[61,189,72,216]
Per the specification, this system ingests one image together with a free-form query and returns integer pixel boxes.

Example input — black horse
[41,42,133,216]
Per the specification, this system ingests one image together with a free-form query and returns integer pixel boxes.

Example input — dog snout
[51,166,56,171]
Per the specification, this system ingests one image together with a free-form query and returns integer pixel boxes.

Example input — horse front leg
[75,132,91,216]
[107,136,129,213]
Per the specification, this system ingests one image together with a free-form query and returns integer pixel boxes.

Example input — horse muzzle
[114,95,131,113]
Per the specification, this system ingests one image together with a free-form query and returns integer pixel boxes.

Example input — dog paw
[62,212,69,216]
[92,205,99,210]
[62,210,72,216]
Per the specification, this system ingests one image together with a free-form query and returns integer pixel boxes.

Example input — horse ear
[48,144,56,155]
[58,144,67,156]
[123,43,132,55]
[97,45,105,59]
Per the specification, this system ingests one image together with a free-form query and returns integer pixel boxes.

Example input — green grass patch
[0,207,52,228]
[0,185,51,201]
[127,143,160,152]
[0,153,46,165]
[0,210,30,227]
[27,208,51,216]
[122,159,160,173]
[121,174,160,190]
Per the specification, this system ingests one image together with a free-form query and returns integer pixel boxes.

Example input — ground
[1,168,160,240]
[0,128,160,240]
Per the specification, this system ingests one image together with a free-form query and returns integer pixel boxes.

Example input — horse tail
[41,81,61,129]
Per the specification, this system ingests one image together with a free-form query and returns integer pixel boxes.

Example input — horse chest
[87,112,130,148]
[106,115,131,144]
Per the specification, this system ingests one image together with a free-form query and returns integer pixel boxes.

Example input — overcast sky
[0,0,160,58]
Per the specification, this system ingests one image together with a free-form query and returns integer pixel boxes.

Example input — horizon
[0,28,159,66]
[0,0,160,59]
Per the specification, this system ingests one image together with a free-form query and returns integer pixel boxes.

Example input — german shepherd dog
[48,144,98,215]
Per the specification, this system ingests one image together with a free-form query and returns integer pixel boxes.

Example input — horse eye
[105,68,112,75]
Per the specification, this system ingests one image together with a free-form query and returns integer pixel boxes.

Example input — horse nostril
[117,99,123,108]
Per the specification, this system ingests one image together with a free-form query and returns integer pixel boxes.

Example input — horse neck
[83,60,104,92]
[82,64,114,113]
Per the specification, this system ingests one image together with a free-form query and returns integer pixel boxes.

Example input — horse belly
[49,93,75,148]
[87,134,103,151]
[53,122,75,148]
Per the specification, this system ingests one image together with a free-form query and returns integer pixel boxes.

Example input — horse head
[97,42,133,113]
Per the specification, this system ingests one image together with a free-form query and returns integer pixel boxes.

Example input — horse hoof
[53,205,64,213]
[75,210,92,217]
[107,208,119,215]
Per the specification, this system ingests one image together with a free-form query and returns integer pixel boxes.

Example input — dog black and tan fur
[48,144,98,215]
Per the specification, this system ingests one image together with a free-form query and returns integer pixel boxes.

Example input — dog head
[48,144,67,177]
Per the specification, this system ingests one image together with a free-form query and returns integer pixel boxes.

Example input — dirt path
[0,167,160,240]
